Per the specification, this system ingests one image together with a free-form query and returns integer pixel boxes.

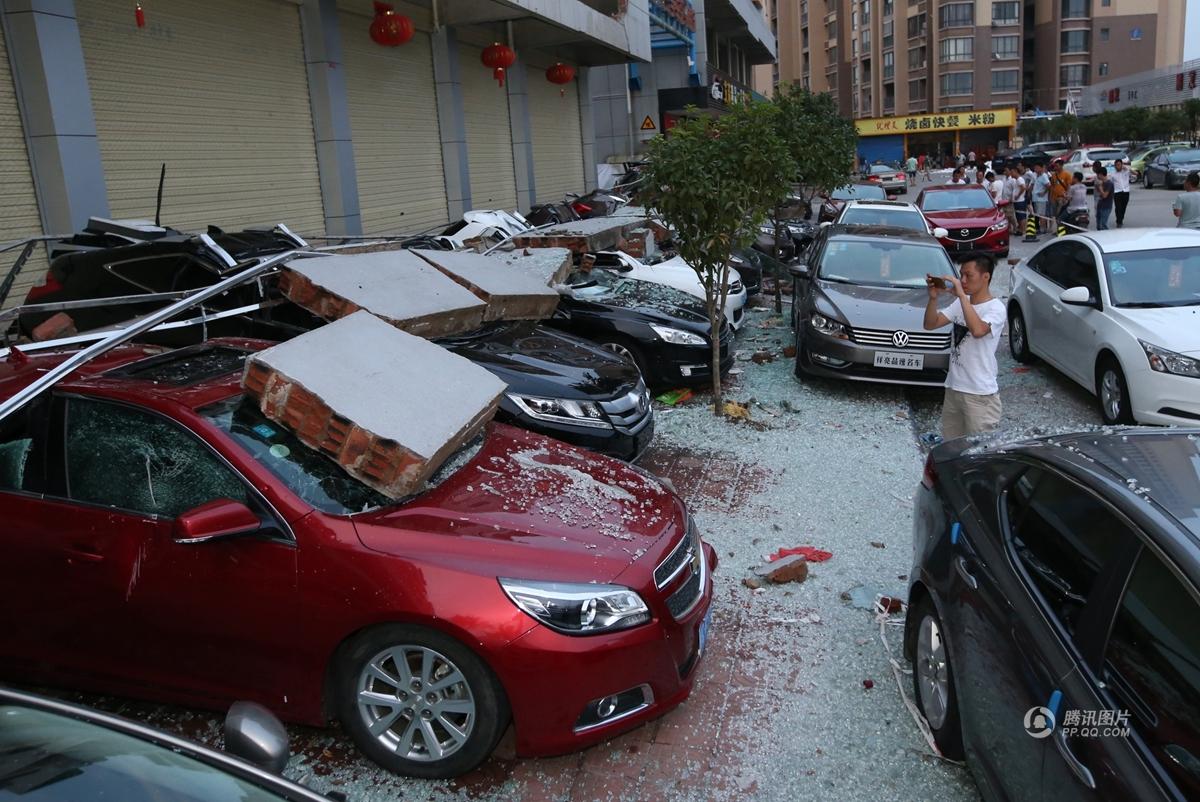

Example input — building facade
[0,0,649,307]
[1079,56,1200,116]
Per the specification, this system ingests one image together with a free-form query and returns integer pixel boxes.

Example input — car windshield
[840,207,927,231]
[818,239,953,287]
[921,188,994,212]
[563,268,634,299]
[831,185,887,201]
[1168,149,1200,163]
[0,705,290,802]
[1104,248,1200,307]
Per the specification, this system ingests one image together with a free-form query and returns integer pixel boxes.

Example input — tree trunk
[773,204,784,313]
[709,295,722,415]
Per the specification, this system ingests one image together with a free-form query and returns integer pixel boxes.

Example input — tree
[1184,99,1200,142]
[1018,117,1048,143]
[642,101,795,413]
[768,84,857,311]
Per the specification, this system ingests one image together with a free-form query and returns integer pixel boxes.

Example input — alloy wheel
[356,645,476,762]
[601,341,635,364]
[1010,315,1025,356]
[1101,368,1124,422]
[916,614,950,730]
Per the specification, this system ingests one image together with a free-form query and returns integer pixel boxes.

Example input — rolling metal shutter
[76,0,325,235]
[0,24,46,310]
[459,44,517,212]
[527,63,585,205]
[340,10,446,235]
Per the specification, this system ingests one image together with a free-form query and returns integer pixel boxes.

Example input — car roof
[842,200,921,211]
[1070,227,1200,253]
[920,183,993,192]
[825,224,940,244]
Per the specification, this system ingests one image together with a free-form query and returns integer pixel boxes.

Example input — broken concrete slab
[242,311,506,499]
[279,251,487,338]
[752,553,809,584]
[488,247,574,287]
[511,216,659,255]
[412,249,560,321]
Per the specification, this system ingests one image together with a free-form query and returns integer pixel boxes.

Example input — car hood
[434,322,639,400]
[1106,305,1200,354]
[353,424,683,583]
[815,280,955,333]
[567,275,712,331]
[922,208,1001,226]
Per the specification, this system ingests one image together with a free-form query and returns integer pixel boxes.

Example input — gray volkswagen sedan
[790,225,958,386]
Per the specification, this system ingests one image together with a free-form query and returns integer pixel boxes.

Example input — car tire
[1096,356,1135,425]
[336,625,510,778]
[910,596,965,760]
[1008,305,1034,363]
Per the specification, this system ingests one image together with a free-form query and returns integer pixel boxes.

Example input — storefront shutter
[77,0,326,236]
[340,9,447,235]
[459,44,517,212]
[526,64,585,205]
[0,25,46,309]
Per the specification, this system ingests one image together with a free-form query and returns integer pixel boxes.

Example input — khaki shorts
[1004,205,1018,230]
[942,388,1002,440]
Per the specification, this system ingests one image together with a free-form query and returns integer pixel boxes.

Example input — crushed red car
[916,184,1010,260]
[0,340,715,778]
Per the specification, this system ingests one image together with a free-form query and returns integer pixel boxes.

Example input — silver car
[865,163,909,194]
[789,225,958,387]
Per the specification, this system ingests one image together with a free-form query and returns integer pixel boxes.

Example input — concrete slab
[512,216,658,255]
[413,249,560,321]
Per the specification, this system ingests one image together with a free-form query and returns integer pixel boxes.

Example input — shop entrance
[958,127,1011,166]
[905,132,957,169]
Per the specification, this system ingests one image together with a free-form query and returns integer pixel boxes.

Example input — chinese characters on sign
[855,108,1015,136]
[876,354,923,369]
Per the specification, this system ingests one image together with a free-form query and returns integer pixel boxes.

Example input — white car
[1061,147,1128,190]
[1008,229,1200,426]
[833,199,938,234]
[438,209,530,249]
[592,250,749,329]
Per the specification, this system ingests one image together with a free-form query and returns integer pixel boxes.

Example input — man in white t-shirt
[923,255,1007,439]
[1111,158,1131,228]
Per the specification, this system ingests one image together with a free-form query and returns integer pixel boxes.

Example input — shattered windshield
[563,268,634,299]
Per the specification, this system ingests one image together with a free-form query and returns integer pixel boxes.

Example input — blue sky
[1189,0,1199,61]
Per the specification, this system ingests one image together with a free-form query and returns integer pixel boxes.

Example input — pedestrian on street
[1064,171,1088,228]
[923,153,932,180]
[1048,159,1072,220]
[906,154,918,182]
[1030,163,1051,233]
[987,170,1003,199]
[1111,158,1131,227]
[949,167,967,184]
[923,256,1006,440]
[968,150,976,170]
[1010,165,1028,229]
[1094,165,1115,230]
[1000,167,1021,230]
[956,152,965,169]
[1172,171,1200,229]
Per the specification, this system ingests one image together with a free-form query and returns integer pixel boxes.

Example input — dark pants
[1096,204,1112,230]
[1114,192,1130,226]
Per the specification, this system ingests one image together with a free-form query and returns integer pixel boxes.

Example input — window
[1061,30,1090,54]
[826,20,837,40]
[907,13,926,38]
[883,19,894,48]
[1062,0,1090,18]
[862,28,871,49]
[939,3,974,29]
[883,0,894,16]
[852,39,858,57]
[940,36,974,62]
[852,10,858,29]
[1005,467,1130,634]
[0,398,46,494]
[1029,241,1099,295]
[1100,27,1109,41]
[991,69,1019,93]
[65,398,249,518]
[1104,550,1200,798]
[883,50,895,79]
[992,1,1019,24]
[909,77,927,100]
[993,34,1019,59]
[1098,62,1109,77]
[908,45,926,69]
[1061,64,1090,87]
[1101,0,1110,5]
[939,71,973,96]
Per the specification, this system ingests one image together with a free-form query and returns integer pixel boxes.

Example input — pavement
[28,184,1181,800]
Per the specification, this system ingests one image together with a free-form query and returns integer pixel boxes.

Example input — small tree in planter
[769,85,857,311]
[642,101,794,414]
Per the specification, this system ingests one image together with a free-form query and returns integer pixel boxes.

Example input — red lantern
[481,42,516,88]
[369,1,413,47]
[545,62,575,96]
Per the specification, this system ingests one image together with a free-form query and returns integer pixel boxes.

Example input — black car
[730,247,773,296]
[818,184,891,223]
[1142,147,1200,190]
[908,428,1200,801]
[549,268,734,391]
[991,147,1052,173]
[9,227,653,461]
[0,687,330,801]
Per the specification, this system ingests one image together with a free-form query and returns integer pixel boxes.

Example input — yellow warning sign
[640,115,657,131]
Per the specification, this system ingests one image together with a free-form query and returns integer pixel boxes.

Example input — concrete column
[431,27,470,220]
[577,66,597,191]
[506,57,537,209]
[299,0,362,236]
[1,0,108,233]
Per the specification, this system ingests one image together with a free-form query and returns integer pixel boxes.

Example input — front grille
[662,520,704,619]
[654,526,693,588]
[599,382,652,435]
[850,327,951,350]
[944,227,988,242]
[666,565,703,619]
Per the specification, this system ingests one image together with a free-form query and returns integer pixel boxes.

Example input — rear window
[831,185,888,201]
[920,188,995,212]
[840,207,927,231]
[1087,150,1127,161]
[106,346,250,385]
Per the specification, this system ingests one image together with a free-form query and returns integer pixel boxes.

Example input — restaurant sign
[856,108,1016,136]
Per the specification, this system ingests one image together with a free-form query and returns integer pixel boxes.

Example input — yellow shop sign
[856,108,1016,136]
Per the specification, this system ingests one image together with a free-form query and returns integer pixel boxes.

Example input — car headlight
[1140,340,1200,378]
[499,578,651,635]
[650,324,706,346]
[809,312,850,339]
[506,394,613,429]
[989,220,1009,232]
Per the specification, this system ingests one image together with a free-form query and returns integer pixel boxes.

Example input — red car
[916,184,1009,259]
[0,340,715,778]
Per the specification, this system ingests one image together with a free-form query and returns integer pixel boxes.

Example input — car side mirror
[224,701,290,774]
[789,263,811,279]
[1059,286,1096,307]
[932,227,949,238]
[173,498,261,544]
[819,221,832,228]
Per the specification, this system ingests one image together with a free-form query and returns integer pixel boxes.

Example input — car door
[1046,241,1104,386]
[1017,242,1071,364]
[26,394,299,708]
[1042,542,1199,800]
[1150,155,1169,186]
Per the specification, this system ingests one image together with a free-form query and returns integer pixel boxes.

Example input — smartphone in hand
[925,274,949,290]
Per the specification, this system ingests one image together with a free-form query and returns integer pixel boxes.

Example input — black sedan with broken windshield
[790,225,957,387]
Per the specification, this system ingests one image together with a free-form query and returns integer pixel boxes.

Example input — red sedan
[916,184,1010,259]
[0,340,715,778]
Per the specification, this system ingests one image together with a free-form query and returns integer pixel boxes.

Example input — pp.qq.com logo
[1023,706,1055,739]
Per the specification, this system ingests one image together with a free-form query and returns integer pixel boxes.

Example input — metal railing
[0,236,63,309]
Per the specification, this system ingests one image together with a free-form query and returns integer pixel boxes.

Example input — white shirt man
[1111,159,1132,228]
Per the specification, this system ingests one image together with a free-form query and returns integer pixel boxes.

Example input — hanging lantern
[135,2,145,28]
[481,42,516,88]
[369,1,413,47]
[545,62,575,97]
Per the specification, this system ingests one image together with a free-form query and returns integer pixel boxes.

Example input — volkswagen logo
[960,228,970,237]
[892,330,910,348]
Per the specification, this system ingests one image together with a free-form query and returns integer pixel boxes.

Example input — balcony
[705,0,777,62]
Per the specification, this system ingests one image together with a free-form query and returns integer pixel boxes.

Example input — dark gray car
[1142,147,1200,189]
[790,225,958,387]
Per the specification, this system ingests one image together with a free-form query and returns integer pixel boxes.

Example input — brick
[30,312,77,342]
[753,554,809,584]
[412,249,561,321]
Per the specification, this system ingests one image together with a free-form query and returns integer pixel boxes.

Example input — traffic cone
[1057,220,1067,237]
[1024,212,1039,242]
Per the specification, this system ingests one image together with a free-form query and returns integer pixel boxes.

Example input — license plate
[955,241,972,251]
[874,351,925,370]
[697,608,713,657]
